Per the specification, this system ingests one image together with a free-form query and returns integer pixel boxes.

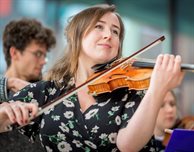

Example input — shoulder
[10,80,60,105]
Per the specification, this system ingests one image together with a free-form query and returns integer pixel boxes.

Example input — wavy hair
[3,18,56,67]
[45,4,125,87]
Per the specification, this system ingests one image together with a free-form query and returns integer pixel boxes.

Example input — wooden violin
[87,58,194,95]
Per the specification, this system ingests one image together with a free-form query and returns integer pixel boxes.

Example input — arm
[116,54,185,152]
[0,101,38,133]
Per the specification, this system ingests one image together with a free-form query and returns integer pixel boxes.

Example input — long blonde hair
[45,4,125,87]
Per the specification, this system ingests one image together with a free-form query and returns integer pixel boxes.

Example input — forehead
[164,92,175,102]
[98,12,120,28]
[24,40,47,51]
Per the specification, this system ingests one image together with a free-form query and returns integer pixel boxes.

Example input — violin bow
[36,35,165,117]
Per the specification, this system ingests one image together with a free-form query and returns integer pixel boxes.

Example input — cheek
[173,109,177,116]
[157,111,165,122]
[114,39,120,54]
[23,59,36,69]
[82,37,92,52]
[25,59,34,66]
[83,32,97,44]
[117,39,120,47]
[22,55,33,62]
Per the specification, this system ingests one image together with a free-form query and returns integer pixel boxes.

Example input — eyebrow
[98,20,120,30]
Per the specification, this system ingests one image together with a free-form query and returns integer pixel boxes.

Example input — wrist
[147,86,167,98]
[146,88,166,107]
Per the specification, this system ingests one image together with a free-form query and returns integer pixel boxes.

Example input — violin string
[132,58,194,72]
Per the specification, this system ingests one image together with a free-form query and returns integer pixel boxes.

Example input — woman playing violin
[0,4,184,152]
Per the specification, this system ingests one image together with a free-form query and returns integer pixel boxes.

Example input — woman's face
[81,12,120,66]
[156,91,177,131]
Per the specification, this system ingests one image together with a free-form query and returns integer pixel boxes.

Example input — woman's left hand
[149,54,185,96]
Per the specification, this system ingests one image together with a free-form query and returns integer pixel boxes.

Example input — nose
[165,104,173,112]
[103,28,112,40]
[39,57,47,66]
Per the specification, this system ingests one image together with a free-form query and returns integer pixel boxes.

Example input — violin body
[88,64,152,95]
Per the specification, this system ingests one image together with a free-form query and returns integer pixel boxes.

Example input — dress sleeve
[0,75,8,102]
[9,80,61,142]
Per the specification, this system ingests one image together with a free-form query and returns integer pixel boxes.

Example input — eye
[170,101,176,107]
[95,24,103,30]
[33,51,46,58]
[35,51,42,57]
[112,29,119,36]
[161,104,165,108]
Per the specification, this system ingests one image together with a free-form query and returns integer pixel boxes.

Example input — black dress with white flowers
[11,79,157,152]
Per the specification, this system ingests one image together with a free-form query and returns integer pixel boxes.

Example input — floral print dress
[10,79,157,152]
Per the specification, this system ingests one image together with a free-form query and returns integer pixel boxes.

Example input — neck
[5,65,28,81]
[154,127,165,138]
[75,60,94,86]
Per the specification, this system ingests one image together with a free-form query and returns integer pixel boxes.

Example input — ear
[9,46,21,60]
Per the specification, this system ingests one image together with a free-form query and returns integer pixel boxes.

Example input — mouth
[35,68,42,73]
[98,43,112,49]
[166,116,175,121]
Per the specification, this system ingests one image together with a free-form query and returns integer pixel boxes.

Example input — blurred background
[0,0,194,116]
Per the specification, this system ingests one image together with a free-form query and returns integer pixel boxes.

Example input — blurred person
[0,18,56,152]
[154,90,178,152]
[1,18,56,100]
[0,4,185,152]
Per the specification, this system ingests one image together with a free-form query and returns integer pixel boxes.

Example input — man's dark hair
[3,18,56,67]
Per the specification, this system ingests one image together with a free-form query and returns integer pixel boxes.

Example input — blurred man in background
[0,18,56,152]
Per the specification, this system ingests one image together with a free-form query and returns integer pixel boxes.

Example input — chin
[30,74,42,81]
[101,56,115,63]
[165,123,175,129]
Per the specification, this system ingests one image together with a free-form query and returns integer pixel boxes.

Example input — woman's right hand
[0,101,38,133]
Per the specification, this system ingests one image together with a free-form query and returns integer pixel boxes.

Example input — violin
[162,116,194,146]
[88,58,194,95]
